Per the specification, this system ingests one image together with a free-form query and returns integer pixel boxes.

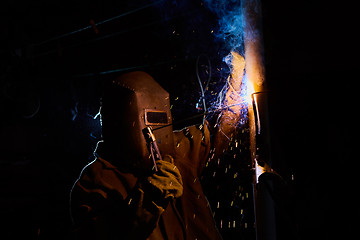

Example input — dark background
[0,0,358,239]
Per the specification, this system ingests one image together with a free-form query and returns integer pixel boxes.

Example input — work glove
[144,156,183,201]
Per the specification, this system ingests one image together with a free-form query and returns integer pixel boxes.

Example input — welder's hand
[145,156,183,200]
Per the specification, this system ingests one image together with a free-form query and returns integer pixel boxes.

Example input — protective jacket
[70,123,223,240]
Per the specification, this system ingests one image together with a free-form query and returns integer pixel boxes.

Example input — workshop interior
[0,0,358,239]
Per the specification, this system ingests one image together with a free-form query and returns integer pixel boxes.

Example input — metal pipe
[72,57,188,78]
[251,91,276,240]
[33,8,200,59]
[35,0,165,46]
[242,0,276,240]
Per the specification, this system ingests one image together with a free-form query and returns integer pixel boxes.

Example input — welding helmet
[100,71,175,172]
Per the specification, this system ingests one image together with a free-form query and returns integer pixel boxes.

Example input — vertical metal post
[242,0,277,239]
[252,92,276,240]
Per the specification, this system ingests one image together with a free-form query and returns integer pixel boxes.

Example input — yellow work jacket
[70,123,222,240]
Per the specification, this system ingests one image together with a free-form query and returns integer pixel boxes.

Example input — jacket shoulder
[76,158,138,199]
[173,122,211,175]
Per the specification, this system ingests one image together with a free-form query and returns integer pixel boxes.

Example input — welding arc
[35,0,165,46]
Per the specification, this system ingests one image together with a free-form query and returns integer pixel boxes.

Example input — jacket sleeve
[212,52,245,160]
[70,159,165,240]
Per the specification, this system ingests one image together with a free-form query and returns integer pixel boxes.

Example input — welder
[70,64,244,239]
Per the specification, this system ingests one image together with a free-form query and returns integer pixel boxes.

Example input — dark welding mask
[100,71,175,172]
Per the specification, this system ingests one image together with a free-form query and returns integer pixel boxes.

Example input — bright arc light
[227,51,255,107]
[246,76,255,105]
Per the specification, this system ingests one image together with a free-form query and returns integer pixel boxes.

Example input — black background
[0,0,358,239]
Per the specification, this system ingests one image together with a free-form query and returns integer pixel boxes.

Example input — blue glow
[204,0,244,53]
[238,73,250,125]
[203,0,250,125]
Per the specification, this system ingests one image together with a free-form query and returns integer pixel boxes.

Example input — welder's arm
[213,52,245,158]
[70,157,183,240]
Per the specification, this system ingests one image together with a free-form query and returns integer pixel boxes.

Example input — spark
[93,111,101,119]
